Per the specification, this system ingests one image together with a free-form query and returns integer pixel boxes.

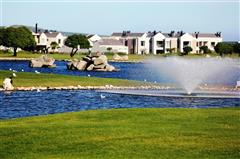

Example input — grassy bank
[0,108,239,159]
[0,51,146,61]
[0,51,239,61]
[0,70,149,88]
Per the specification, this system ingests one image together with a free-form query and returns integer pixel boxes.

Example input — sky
[0,0,239,41]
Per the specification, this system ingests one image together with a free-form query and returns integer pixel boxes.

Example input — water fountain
[101,57,240,98]
[146,57,239,94]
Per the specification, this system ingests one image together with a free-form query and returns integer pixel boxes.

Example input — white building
[111,31,223,54]
[33,31,67,52]
[91,39,128,54]
[87,34,102,46]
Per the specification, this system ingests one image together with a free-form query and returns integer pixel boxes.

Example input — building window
[141,41,145,46]
[47,39,49,41]
[183,41,190,47]
[125,41,128,46]
[58,39,61,44]
[196,42,199,47]
[156,41,164,47]
[211,42,215,46]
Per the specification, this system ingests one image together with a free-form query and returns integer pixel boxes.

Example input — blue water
[0,60,239,119]
[0,90,239,119]
[0,60,239,85]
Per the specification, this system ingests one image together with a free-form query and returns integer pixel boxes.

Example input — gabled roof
[87,34,94,38]
[44,32,60,38]
[191,33,220,38]
[112,32,145,37]
[98,39,124,46]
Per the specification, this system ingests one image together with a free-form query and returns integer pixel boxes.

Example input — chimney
[153,30,157,35]
[195,32,199,38]
[170,31,175,37]
[218,32,221,37]
[35,23,38,33]
[215,32,221,37]
[122,31,126,36]
[180,31,183,36]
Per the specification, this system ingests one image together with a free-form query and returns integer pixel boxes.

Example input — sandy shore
[0,84,239,92]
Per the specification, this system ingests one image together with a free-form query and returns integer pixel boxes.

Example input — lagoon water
[0,60,239,119]
[0,90,239,119]
[0,60,239,85]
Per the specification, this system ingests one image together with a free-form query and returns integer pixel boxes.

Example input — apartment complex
[32,24,66,52]
[111,31,223,54]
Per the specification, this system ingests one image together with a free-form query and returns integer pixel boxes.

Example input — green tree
[107,47,112,52]
[233,43,240,55]
[50,41,59,51]
[0,27,5,46]
[65,34,90,57]
[4,26,36,56]
[183,46,192,55]
[199,46,209,54]
[214,42,233,56]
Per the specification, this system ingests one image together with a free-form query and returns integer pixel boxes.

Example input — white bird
[21,69,24,72]
[154,81,157,83]
[35,70,40,74]
[144,79,147,82]
[12,70,17,73]
[100,94,106,99]
[88,74,91,77]
[12,73,17,77]
[37,89,41,92]
[9,68,12,71]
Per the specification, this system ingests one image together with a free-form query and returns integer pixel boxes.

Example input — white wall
[137,33,150,54]
[196,37,222,52]
[88,34,102,46]
[152,33,166,54]
[92,43,128,54]
[179,33,195,52]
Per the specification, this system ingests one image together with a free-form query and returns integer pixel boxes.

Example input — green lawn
[1,51,239,61]
[0,108,239,159]
[0,70,150,88]
[0,51,146,61]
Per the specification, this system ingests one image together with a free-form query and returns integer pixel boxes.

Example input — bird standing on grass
[35,70,40,74]
[12,73,17,77]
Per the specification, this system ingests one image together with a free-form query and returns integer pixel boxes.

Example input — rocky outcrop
[67,52,118,72]
[29,55,56,68]
[113,54,128,61]
[3,78,14,91]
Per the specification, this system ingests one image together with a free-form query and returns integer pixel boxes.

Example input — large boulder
[67,53,118,72]
[93,64,106,69]
[93,55,108,65]
[3,78,14,91]
[76,61,87,70]
[30,55,55,68]
[87,64,94,71]
[121,55,129,61]
[113,54,122,61]
[105,64,115,72]
[113,54,128,61]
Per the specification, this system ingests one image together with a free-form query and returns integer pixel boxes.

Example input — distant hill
[8,25,87,36]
